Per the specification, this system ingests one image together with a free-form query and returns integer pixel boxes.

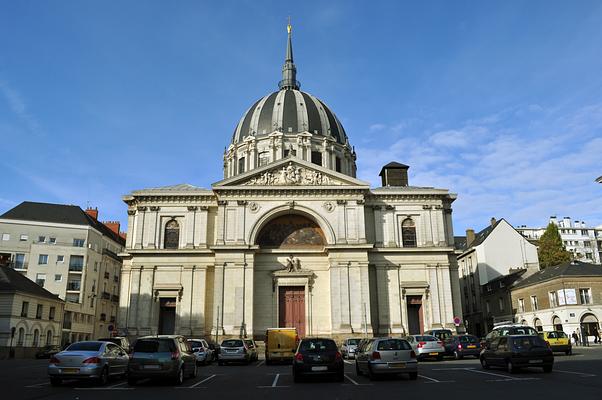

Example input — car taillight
[49,356,60,364]
[335,351,342,360]
[417,342,426,348]
[295,353,303,362]
[458,344,463,350]
[371,351,381,360]
[83,357,100,364]
[410,350,417,359]
[437,341,443,346]
[171,351,180,360]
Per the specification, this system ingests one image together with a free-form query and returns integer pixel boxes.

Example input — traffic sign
[108,324,114,332]
[453,317,461,326]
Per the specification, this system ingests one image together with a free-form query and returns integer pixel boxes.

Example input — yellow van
[539,331,572,355]
[265,328,299,364]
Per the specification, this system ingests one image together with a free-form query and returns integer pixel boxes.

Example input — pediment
[212,157,370,188]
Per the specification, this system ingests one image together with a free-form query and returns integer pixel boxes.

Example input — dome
[231,89,348,145]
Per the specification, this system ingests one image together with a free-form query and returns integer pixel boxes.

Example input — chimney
[379,162,409,187]
[85,207,98,220]
[103,221,121,236]
[466,229,475,247]
[490,217,497,227]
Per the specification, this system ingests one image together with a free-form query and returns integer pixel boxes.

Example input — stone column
[336,200,347,244]
[329,263,342,333]
[126,210,135,249]
[215,201,227,245]
[385,206,396,247]
[373,206,383,246]
[356,200,367,244]
[191,266,207,336]
[146,206,160,249]
[194,207,208,248]
[185,207,196,248]
[134,207,146,249]
[128,266,142,335]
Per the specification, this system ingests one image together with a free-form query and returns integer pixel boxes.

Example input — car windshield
[134,339,176,353]
[347,339,361,345]
[67,342,102,351]
[222,340,244,347]
[416,336,438,342]
[555,332,567,338]
[377,339,411,351]
[189,341,203,348]
[459,335,479,343]
[300,339,337,352]
[512,336,548,349]
[433,331,453,340]
[511,327,538,335]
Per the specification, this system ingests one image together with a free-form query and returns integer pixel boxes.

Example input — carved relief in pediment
[242,162,343,186]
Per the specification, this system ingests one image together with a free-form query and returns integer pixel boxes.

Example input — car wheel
[98,367,109,385]
[174,368,184,385]
[480,357,490,370]
[454,351,462,360]
[50,378,62,386]
[355,361,363,376]
[543,365,553,373]
[409,372,418,380]
[506,360,516,374]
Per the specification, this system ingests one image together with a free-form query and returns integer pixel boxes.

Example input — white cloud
[0,80,40,134]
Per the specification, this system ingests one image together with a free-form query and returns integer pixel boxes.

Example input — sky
[1,0,601,235]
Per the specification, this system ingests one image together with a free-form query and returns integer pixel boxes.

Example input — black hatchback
[292,338,344,382]
[444,335,481,359]
[480,335,553,373]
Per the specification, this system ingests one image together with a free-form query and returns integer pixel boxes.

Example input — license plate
[144,365,161,369]
[467,345,476,349]
[311,366,328,371]
[389,362,406,368]
[61,368,79,374]
[529,359,543,364]
[428,352,438,356]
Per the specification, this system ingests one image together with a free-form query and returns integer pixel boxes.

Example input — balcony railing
[67,282,81,291]
[68,264,83,272]
[101,292,111,300]
[8,262,28,270]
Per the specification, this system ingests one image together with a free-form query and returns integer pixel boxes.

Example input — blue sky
[1,0,601,234]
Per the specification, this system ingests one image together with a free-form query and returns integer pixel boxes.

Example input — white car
[404,335,445,360]
[341,338,362,359]
[188,339,215,365]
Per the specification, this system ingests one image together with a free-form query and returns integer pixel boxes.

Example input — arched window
[33,329,39,347]
[17,327,25,346]
[46,330,53,346]
[401,218,417,247]
[164,220,180,249]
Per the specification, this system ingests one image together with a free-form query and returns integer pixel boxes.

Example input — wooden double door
[278,286,305,337]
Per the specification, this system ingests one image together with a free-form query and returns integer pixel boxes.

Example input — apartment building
[0,202,125,345]
[517,216,601,264]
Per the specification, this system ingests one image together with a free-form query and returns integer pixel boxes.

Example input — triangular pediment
[212,157,370,188]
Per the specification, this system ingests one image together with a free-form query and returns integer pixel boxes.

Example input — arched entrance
[534,318,543,332]
[252,213,327,339]
[580,313,599,337]
[552,315,563,331]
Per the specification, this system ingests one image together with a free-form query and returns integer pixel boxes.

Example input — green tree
[538,223,572,268]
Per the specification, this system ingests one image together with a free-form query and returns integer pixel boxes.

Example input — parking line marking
[272,374,280,387]
[256,360,265,367]
[344,374,360,385]
[554,370,596,377]
[25,382,50,388]
[464,369,521,380]
[107,382,128,388]
[418,374,455,383]
[75,387,134,390]
[186,374,217,388]
[432,367,476,371]
[343,360,354,365]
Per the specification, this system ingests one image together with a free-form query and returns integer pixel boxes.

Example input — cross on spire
[279,18,300,90]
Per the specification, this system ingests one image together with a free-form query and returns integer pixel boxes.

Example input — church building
[117,25,462,341]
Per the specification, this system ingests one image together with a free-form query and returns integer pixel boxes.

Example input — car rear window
[134,339,176,353]
[512,336,548,349]
[377,339,411,351]
[347,339,361,345]
[511,327,538,335]
[555,332,567,338]
[300,339,337,352]
[67,342,102,351]
[459,335,479,343]
[222,339,244,347]
[416,336,438,342]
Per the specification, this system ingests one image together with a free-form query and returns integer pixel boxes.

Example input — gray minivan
[128,335,197,385]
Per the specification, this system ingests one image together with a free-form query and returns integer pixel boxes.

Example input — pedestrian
[572,331,579,346]
[581,327,589,347]
[593,327,600,344]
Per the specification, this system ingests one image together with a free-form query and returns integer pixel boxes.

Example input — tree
[538,223,572,268]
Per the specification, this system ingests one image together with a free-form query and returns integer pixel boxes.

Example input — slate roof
[513,261,602,289]
[0,201,125,246]
[0,265,63,302]
[455,219,503,252]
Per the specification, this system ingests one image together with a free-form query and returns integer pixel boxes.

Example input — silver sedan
[404,335,445,360]
[48,341,129,386]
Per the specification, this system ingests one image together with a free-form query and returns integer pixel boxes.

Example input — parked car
[424,329,454,341]
[265,328,298,364]
[244,339,259,361]
[341,338,362,359]
[128,335,197,385]
[539,331,572,355]
[444,335,482,359]
[483,323,539,347]
[292,338,344,382]
[480,335,553,373]
[218,339,251,365]
[188,338,215,365]
[355,337,417,380]
[47,341,129,386]
[35,345,61,359]
[404,335,445,360]
[97,337,131,353]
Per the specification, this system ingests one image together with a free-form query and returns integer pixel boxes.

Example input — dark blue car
[444,334,481,359]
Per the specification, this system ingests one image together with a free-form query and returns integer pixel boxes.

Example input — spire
[279,18,300,90]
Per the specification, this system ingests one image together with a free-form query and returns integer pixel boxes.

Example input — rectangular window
[36,304,43,319]
[38,254,48,265]
[55,274,62,282]
[69,255,84,271]
[49,307,56,320]
[579,288,592,305]
[311,151,322,166]
[66,293,80,303]
[38,236,46,243]
[49,237,56,244]
[498,297,505,311]
[531,295,539,311]
[20,234,28,241]
[57,255,64,263]
[284,149,297,157]
[14,253,25,268]
[258,152,270,166]
[549,291,558,308]
[238,157,245,174]
[73,238,85,247]
[335,157,342,173]
[36,273,46,287]
[21,301,29,317]
[518,298,525,313]
[1,233,9,241]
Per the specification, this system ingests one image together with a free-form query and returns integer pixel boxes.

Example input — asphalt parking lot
[4,347,602,400]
